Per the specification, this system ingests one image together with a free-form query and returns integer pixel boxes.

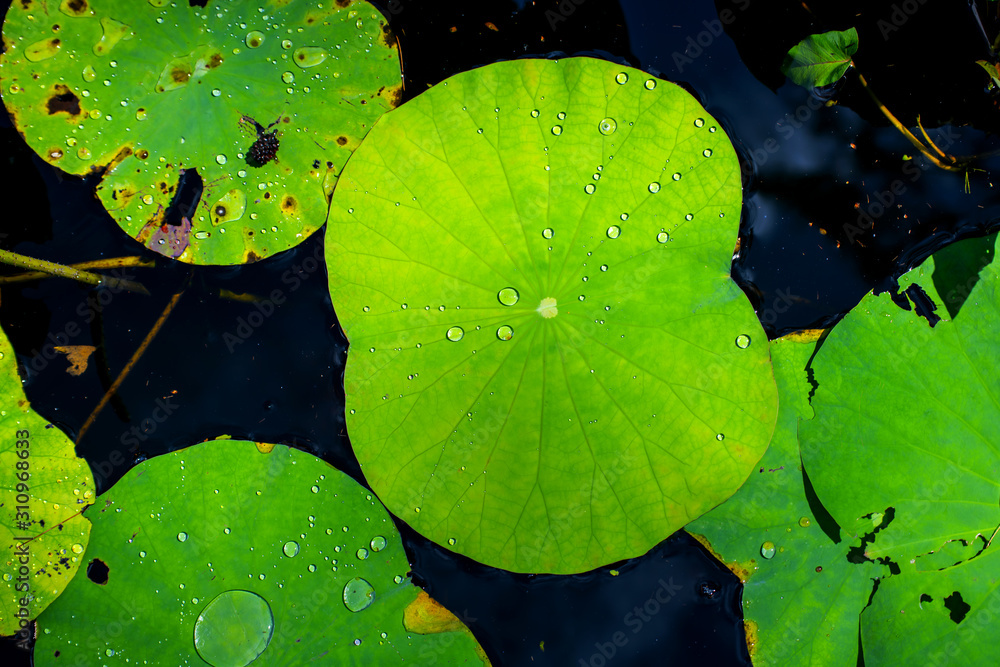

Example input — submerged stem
[0,249,150,294]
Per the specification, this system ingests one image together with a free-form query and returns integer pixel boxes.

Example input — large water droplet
[556,111,567,120]
[497,325,513,341]
[446,326,464,342]
[735,334,751,349]
[584,183,596,195]
[293,46,329,68]
[24,38,62,62]
[551,125,563,136]
[194,590,273,667]
[648,182,660,194]
[760,542,776,559]
[615,72,629,84]
[177,532,188,542]
[702,148,713,158]
[498,287,519,306]
[356,548,369,560]
[656,232,669,243]
[694,118,705,128]
[598,117,617,135]
[542,227,553,239]
[135,108,148,121]
[370,536,387,552]
[71,543,84,554]
[215,154,227,165]
[245,31,265,48]
[530,109,540,118]
[671,172,681,181]
[281,71,295,84]
[282,541,300,557]
[343,577,375,612]
[606,225,621,239]
[82,65,97,82]
[716,433,725,441]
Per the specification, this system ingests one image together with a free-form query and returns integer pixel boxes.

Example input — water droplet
[620,213,629,221]
[307,564,317,573]
[556,111,566,120]
[656,232,669,243]
[71,543,84,554]
[194,590,273,666]
[393,574,404,584]
[448,538,457,546]
[542,227,553,239]
[311,485,320,493]
[24,37,61,62]
[446,326,464,342]
[282,541,300,557]
[671,172,681,181]
[343,577,375,612]
[141,194,154,205]
[65,137,77,147]
[648,182,660,194]
[735,334,751,349]
[606,225,621,239]
[245,31,265,48]
[139,551,146,558]
[530,109,540,118]
[694,118,705,128]
[438,305,446,311]
[685,213,694,221]
[177,532,188,542]
[760,542,776,559]
[578,295,586,301]
[703,148,713,158]
[356,548,369,560]
[709,126,717,133]
[615,72,628,84]
[215,154,227,165]
[498,287,519,306]
[716,433,725,441]
[551,125,563,136]
[799,517,811,528]
[496,325,513,341]
[644,79,657,90]
[370,536,387,552]
[281,71,295,84]
[600,264,608,272]
[281,39,293,49]
[293,46,329,68]
[477,128,483,134]
[598,117,617,135]
[584,183,596,195]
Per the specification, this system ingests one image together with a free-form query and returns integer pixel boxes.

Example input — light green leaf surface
[326,57,777,574]
[781,28,859,88]
[0,0,400,265]
[800,233,1000,565]
[0,328,94,635]
[34,440,488,665]
[688,335,883,667]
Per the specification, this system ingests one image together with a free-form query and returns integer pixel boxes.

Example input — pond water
[1,0,999,664]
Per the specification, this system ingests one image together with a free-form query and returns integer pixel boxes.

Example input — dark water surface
[2,0,999,664]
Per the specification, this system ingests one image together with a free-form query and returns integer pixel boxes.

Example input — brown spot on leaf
[335,0,351,7]
[206,52,224,69]
[66,0,88,13]
[245,249,261,263]
[46,84,81,116]
[170,67,191,85]
[336,135,348,146]
[280,195,297,215]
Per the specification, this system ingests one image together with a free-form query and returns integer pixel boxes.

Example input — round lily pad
[326,57,778,574]
[0,326,94,635]
[0,0,401,265]
[34,440,489,665]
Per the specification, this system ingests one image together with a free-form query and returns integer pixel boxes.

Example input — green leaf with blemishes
[0,0,401,265]
[781,28,859,88]
[34,440,489,665]
[0,327,94,635]
[688,335,884,667]
[326,57,777,574]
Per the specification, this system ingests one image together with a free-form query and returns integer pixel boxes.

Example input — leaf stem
[0,256,154,286]
[0,249,150,294]
[855,72,964,172]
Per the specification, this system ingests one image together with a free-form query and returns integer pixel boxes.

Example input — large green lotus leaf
[688,334,885,666]
[34,440,489,665]
[800,232,1000,564]
[862,546,1000,666]
[326,57,778,574]
[0,0,400,265]
[0,328,94,635]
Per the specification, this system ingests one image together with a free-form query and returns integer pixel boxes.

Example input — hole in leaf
[904,283,941,327]
[86,558,109,585]
[944,591,970,624]
[164,168,204,226]
[802,467,840,544]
